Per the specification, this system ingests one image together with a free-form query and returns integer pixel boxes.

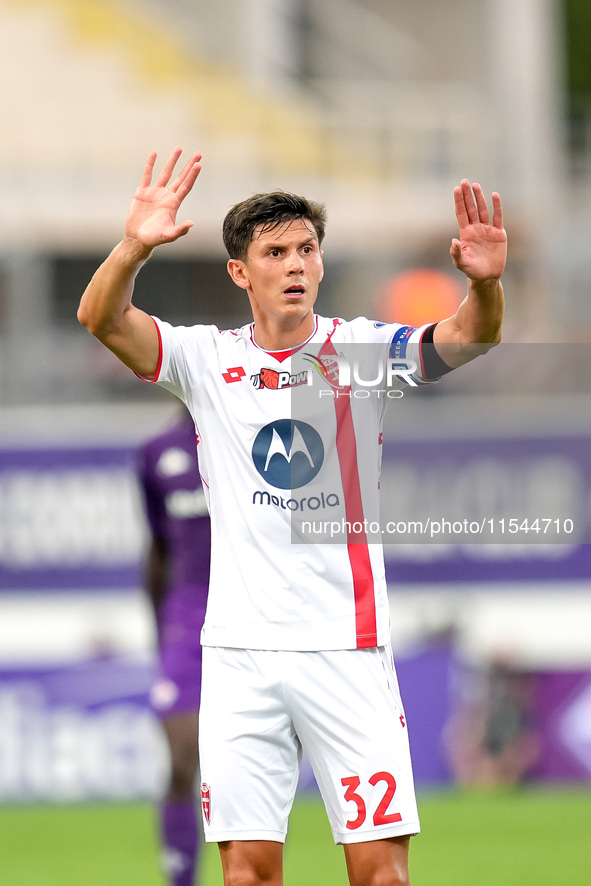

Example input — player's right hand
[124,148,202,254]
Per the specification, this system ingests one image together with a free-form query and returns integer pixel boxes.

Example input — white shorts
[198,644,420,845]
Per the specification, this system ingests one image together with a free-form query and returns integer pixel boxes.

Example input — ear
[227,259,250,290]
[319,251,324,282]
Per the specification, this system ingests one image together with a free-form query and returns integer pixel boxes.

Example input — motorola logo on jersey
[252,419,324,489]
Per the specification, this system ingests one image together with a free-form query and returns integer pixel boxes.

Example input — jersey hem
[199,630,391,651]
[204,828,287,844]
[335,821,421,845]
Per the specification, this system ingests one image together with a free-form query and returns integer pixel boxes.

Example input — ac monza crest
[303,352,344,389]
[317,354,341,386]
[201,783,211,824]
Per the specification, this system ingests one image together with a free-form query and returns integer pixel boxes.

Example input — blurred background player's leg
[139,410,211,885]
[151,622,204,886]
[150,591,206,886]
[160,712,201,886]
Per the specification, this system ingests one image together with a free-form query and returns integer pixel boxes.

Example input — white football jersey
[150,314,437,651]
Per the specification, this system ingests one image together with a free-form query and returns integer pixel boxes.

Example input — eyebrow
[261,235,318,249]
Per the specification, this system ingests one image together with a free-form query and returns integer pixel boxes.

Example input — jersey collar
[249,316,319,364]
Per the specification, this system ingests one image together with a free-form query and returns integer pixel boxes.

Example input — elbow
[77,303,91,331]
[470,333,502,358]
[484,328,503,352]
[468,323,503,353]
[77,300,115,339]
[77,304,102,337]
[76,305,110,344]
[452,330,502,366]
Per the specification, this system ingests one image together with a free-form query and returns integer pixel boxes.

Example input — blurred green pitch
[0,789,590,885]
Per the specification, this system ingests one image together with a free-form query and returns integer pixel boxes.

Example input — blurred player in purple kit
[137,407,210,886]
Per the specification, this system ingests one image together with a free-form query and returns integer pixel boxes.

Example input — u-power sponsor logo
[251,353,418,396]
[251,368,309,390]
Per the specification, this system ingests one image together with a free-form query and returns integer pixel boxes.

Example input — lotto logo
[201,783,211,824]
[222,366,246,384]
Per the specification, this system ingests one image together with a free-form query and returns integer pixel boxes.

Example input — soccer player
[78,148,506,886]
[137,407,210,886]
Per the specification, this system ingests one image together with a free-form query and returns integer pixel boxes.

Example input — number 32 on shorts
[341,773,402,829]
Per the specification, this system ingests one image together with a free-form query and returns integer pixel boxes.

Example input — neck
[251,312,315,351]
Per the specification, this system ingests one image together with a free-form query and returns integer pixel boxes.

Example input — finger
[170,220,195,241]
[140,151,157,188]
[171,152,203,192]
[491,192,504,229]
[449,238,461,267]
[461,180,478,224]
[472,183,489,225]
[454,185,470,230]
[156,147,184,187]
[175,161,202,202]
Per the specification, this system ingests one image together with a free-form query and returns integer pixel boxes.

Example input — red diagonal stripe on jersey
[319,326,377,648]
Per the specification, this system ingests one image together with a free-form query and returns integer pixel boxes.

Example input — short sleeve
[150,317,219,405]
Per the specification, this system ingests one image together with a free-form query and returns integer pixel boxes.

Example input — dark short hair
[222,191,327,261]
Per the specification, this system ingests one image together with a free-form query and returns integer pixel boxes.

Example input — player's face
[228,218,324,326]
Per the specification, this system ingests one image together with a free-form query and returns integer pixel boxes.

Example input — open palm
[125,148,202,249]
[450,180,507,282]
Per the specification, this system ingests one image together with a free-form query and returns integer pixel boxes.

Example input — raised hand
[124,148,202,251]
[450,180,507,282]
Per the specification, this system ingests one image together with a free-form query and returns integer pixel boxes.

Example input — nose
[285,250,304,274]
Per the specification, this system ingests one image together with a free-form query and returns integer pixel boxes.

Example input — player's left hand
[450,181,507,282]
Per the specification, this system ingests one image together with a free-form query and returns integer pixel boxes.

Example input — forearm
[77,238,152,338]
[456,277,504,345]
[77,238,160,378]
[434,278,504,368]
[146,538,169,615]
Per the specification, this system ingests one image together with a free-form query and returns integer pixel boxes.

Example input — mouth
[283,286,305,298]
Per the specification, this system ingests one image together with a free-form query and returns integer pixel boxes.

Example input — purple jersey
[138,413,211,593]
[138,413,211,718]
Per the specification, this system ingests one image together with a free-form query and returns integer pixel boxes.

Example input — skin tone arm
[77,149,202,379]
[146,536,169,615]
[434,179,507,368]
